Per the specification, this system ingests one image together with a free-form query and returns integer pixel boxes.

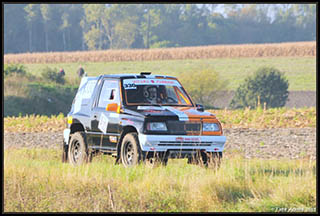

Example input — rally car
[62,72,226,167]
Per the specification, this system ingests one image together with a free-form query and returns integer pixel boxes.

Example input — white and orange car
[63,72,226,167]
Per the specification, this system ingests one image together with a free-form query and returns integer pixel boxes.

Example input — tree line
[4,4,316,54]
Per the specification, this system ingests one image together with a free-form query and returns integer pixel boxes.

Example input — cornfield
[4,41,316,64]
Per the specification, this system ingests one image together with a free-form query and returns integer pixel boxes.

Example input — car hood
[125,105,216,121]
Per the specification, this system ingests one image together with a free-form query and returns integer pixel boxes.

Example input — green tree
[59,5,71,51]
[24,4,40,52]
[40,4,51,52]
[4,4,28,53]
[101,4,140,49]
[178,4,209,46]
[82,4,106,50]
[178,69,228,108]
[140,4,162,48]
[230,67,289,109]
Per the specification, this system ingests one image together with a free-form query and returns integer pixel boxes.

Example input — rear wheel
[68,132,89,166]
[120,133,142,167]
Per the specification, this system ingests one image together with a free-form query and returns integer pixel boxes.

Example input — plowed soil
[4,127,316,160]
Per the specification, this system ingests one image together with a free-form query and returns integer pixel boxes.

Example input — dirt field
[4,127,316,160]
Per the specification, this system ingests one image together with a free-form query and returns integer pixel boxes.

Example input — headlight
[146,122,167,131]
[203,123,220,132]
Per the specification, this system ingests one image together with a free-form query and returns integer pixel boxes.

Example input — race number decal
[98,113,109,134]
[123,83,137,90]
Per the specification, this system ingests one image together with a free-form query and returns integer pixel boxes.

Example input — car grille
[167,121,201,135]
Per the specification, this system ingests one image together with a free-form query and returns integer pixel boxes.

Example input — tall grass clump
[41,67,65,84]
[4,148,316,212]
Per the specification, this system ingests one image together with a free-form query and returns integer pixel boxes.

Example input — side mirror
[106,103,120,113]
[196,104,204,112]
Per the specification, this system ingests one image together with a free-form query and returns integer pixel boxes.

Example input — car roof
[97,74,177,79]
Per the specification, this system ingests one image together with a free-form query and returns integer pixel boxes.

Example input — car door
[89,79,121,151]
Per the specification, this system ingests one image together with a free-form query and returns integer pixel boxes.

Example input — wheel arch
[70,123,85,134]
[116,125,139,163]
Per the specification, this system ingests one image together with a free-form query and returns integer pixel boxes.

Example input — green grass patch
[4,81,78,117]
[23,57,316,91]
[4,148,316,212]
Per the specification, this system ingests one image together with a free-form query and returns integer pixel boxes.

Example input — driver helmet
[143,85,158,103]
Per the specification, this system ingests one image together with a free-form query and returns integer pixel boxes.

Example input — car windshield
[123,78,192,106]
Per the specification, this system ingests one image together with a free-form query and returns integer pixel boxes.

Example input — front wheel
[68,132,89,166]
[120,133,142,167]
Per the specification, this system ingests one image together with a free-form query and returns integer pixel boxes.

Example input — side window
[98,79,119,108]
[166,86,177,98]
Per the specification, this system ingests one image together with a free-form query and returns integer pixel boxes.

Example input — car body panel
[64,74,226,157]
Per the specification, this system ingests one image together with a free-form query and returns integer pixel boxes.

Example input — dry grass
[210,107,316,129]
[4,113,65,133]
[4,74,31,97]
[4,148,316,212]
[4,41,316,64]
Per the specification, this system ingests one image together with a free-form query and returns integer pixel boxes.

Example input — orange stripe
[173,107,223,135]
[173,87,182,104]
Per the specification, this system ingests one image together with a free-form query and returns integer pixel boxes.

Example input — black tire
[120,133,142,167]
[68,132,89,166]
[62,140,68,163]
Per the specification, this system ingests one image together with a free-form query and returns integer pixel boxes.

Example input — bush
[230,67,289,109]
[4,83,78,117]
[41,67,65,84]
[4,64,27,77]
[178,69,228,108]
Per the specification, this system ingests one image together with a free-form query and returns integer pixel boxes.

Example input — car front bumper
[138,134,226,152]
[63,129,71,145]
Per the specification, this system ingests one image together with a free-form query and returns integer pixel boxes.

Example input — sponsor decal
[175,137,201,142]
[109,136,117,143]
[121,118,134,125]
[144,110,162,113]
[137,106,165,110]
[176,137,184,142]
[98,113,109,134]
[123,83,137,90]
[123,79,181,89]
